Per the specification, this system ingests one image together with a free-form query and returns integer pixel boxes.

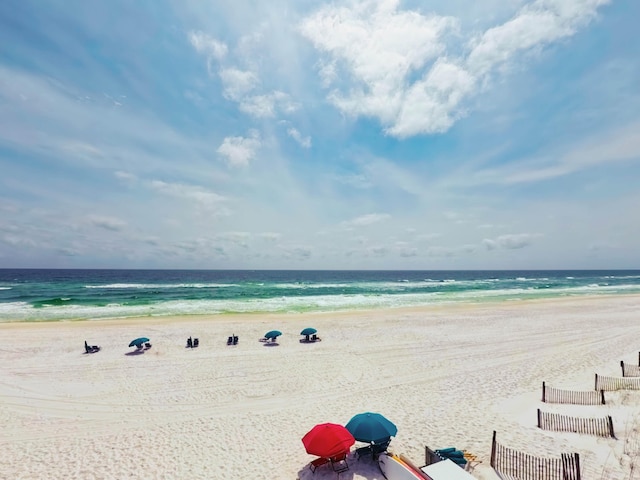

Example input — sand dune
[1,295,640,479]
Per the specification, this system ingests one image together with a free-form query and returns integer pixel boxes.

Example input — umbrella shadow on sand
[296,454,360,479]
[263,341,279,347]
[125,349,145,356]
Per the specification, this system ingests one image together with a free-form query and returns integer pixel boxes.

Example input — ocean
[1,269,639,322]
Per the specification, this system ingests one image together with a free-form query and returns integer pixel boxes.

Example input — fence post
[537,408,541,428]
[608,416,615,439]
[542,381,546,402]
[600,390,605,405]
[575,453,581,480]
[594,373,598,391]
[490,431,496,468]
[621,360,625,377]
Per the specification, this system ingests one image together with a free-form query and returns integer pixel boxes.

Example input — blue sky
[1,0,639,269]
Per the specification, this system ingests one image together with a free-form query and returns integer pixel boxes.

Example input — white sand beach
[2,295,640,479]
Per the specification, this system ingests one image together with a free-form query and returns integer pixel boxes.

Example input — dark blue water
[1,269,639,322]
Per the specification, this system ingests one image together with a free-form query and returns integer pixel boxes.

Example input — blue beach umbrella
[129,337,150,347]
[300,327,317,336]
[345,412,397,444]
[264,330,282,339]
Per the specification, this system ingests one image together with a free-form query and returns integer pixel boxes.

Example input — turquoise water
[1,269,639,322]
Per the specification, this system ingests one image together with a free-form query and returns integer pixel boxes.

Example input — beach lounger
[144,342,152,349]
[91,345,100,352]
[311,334,321,342]
[227,336,233,345]
[233,335,238,345]
[330,452,349,473]
[187,337,193,348]
[309,456,329,472]
[193,338,199,348]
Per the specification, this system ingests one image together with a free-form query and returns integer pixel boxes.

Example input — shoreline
[2,292,638,328]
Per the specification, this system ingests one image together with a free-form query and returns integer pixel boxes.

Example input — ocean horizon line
[2,267,640,272]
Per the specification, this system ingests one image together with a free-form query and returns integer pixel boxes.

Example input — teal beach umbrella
[264,330,282,339]
[129,337,150,347]
[345,412,397,444]
[300,327,317,336]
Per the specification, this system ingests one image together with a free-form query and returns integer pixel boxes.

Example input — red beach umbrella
[302,423,355,458]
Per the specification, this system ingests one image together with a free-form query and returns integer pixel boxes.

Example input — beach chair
[309,457,329,473]
[144,342,152,349]
[330,452,349,473]
[227,336,233,345]
[84,342,92,354]
[312,334,321,342]
[187,337,193,348]
[193,338,199,348]
[233,335,238,345]
[91,345,101,352]
[372,439,391,458]
[355,444,373,460]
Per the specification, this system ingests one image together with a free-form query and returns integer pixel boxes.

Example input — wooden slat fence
[490,431,581,480]
[542,381,605,405]
[537,409,615,438]
[595,373,640,391]
[620,361,640,377]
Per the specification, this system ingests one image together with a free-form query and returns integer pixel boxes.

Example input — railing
[542,382,605,405]
[537,409,615,438]
[490,431,581,480]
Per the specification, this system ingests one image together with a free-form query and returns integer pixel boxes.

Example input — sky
[0,0,639,270]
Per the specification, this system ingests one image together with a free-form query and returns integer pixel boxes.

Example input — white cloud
[217,130,261,168]
[467,0,609,75]
[87,215,126,232]
[301,0,454,128]
[300,0,609,137]
[484,233,539,250]
[367,246,389,257]
[281,245,312,260]
[342,213,391,228]
[219,68,259,101]
[259,232,281,241]
[216,231,251,248]
[114,170,137,182]
[398,247,418,257]
[287,127,311,148]
[238,91,298,118]
[1,233,38,248]
[388,59,475,137]
[149,180,228,211]
[188,31,228,60]
[200,44,298,119]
